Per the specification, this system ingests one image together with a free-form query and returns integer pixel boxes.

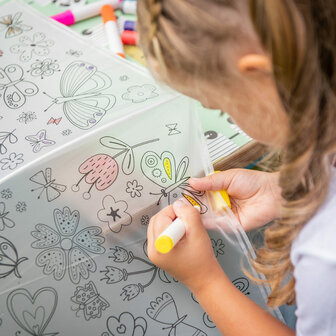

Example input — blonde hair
[137,0,336,306]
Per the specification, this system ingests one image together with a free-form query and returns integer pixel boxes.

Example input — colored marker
[121,30,138,45]
[51,0,119,26]
[155,206,201,254]
[118,17,136,31]
[120,0,137,14]
[101,4,125,58]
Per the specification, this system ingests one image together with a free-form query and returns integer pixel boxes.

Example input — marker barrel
[121,1,137,14]
[155,205,200,254]
[51,0,119,25]
[124,20,136,31]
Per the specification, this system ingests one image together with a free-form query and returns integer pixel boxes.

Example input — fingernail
[189,177,201,183]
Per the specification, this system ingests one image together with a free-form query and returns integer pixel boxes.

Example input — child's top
[291,166,336,335]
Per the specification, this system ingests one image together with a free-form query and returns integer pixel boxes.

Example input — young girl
[137,1,336,335]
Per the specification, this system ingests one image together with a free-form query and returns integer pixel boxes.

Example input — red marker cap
[121,30,138,45]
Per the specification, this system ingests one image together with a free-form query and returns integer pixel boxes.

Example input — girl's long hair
[137,0,336,306]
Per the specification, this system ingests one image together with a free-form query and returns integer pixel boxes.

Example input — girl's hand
[189,169,282,232]
[147,199,222,292]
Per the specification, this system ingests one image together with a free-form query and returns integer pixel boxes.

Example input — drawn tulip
[121,283,144,301]
[109,246,133,263]
[72,136,159,199]
[100,266,128,284]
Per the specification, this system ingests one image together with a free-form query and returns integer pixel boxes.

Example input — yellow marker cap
[155,235,174,254]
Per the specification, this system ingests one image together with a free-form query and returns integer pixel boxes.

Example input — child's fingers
[188,169,241,191]
[147,205,175,253]
[173,199,204,237]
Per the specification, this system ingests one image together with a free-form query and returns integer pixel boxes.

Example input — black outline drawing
[47,117,62,125]
[125,179,143,198]
[141,214,150,226]
[17,111,37,124]
[122,84,158,103]
[31,206,105,284]
[119,75,129,81]
[211,238,225,257]
[103,312,147,336]
[141,151,208,213]
[0,129,18,155]
[71,281,109,321]
[0,152,24,170]
[43,61,116,130]
[0,235,28,279]
[10,32,54,62]
[16,201,27,212]
[7,287,58,336]
[165,123,181,136]
[97,195,132,233]
[1,188,12,199]
[100,136,160,175]
[61,129,72,136]
[0,12,32,39]
[66,49,83,57]
[71,136,159,199]
[25,129,56,153]
[232,277,250,295]
[100,244,176,301]
[146,292,207,336]
[204,130,218,140]
[0,64,38,109]
[28,58,60,79]
[30,168,67,202]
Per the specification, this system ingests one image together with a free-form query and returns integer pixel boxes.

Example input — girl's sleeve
[293,253,336,335]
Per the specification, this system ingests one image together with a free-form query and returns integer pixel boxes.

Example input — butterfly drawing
[0,12,32,39]
[0,129,18,155]
[71,281,109,320]
[47,117,62,125]
[7,287,58,336]
[0,202,15,231]
[147,292,207,336]
[25,129,56,153]
[141,151,208,213]
[0,235,28,279]
[0,64,39,109]
[29,167,67,202]
[44,61,116,129]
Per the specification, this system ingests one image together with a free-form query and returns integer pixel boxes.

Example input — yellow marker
[155,206,200,254]
[214,171,231,208]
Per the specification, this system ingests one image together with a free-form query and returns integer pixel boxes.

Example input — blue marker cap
[124,20,136,31]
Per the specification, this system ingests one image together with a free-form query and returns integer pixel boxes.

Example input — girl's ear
[238,54,272,74]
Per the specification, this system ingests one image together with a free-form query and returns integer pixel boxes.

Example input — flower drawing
[126,180,143,198]
[16,201,27,212]
[122,84,158,103]
[17,111,37,124]
[141,215,150,226]
[29,58,60,79]
[0,153,24,170]
[97,195,132,233]
[211,238,225,257]
[31,206,105,284]
[1,188,13,199]
[10,32,54,62]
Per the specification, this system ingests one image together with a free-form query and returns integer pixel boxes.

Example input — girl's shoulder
[291,167,336,264]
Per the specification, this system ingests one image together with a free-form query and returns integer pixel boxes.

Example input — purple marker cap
[124,20,136,31]
[51,10,75,26]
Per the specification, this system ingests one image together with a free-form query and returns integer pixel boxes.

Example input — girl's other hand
[147,199,223,292]
[189,169,282,232]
